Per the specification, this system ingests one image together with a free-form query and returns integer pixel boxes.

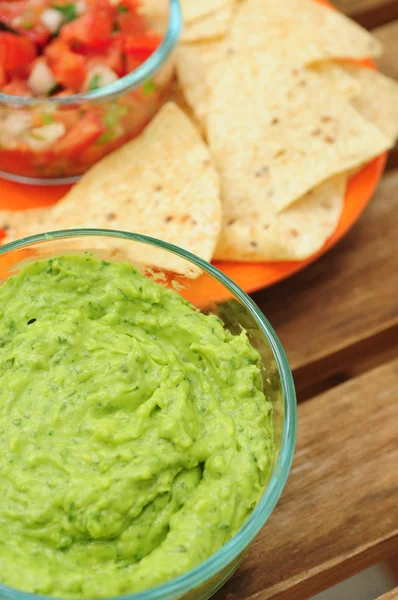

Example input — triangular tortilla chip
[0,103,222,278]
[206,53,391,214]
[343,65,398,145]
[215,175,346,261]
[229,0,382,62]
[181,1,235,43]
[310,61,360,98]
[180,0,231,24]
[177,52,363,130]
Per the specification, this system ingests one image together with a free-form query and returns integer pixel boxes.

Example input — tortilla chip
[310,61,360,98]
[176,53,362,131]
[181,1,235,43]
[180,0,231,24]
[175,42,219,127]
[343,65,398,145]
[215,175,346,261]
[206,53,391,214]
[0,103,222,278]
[229,0,382,62]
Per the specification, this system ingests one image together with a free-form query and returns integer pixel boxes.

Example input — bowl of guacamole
[0,230,296,600]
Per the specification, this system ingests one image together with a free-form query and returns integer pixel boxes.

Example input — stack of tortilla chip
[2,0,398,275]
[175,0,398,262]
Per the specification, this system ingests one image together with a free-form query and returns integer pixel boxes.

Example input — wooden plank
[332,0,398,28]
[215,358,398,600]
[377,589,398,600]
[252,170,398,388]
[374,20,398,79]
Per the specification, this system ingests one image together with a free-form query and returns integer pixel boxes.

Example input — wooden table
[216,2,398,599]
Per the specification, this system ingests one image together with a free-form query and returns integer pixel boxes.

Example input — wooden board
[215,358,398,600]
[374,20,398,78]
[333,0,398,27]
[377,589,398,600]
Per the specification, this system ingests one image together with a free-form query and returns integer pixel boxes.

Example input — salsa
[0,255,275,598]
[0,0,173,179]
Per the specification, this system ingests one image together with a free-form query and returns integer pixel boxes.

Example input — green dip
[0,255,274,597]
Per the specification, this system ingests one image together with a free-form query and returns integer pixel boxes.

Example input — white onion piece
[83,65,119,91]
[25,123,66,151]
[40,8,64,33]
[76,0,87,15]
[2,112,32,138]
[28,60,57,96]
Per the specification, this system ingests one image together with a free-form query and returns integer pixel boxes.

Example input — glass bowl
[0,0,182,185]
[0,229,297,600]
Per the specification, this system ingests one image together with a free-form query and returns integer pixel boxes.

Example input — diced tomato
[53,113,105,157]
[23,24,50,47]
[124,33,161,64]
[53,108,80,129]
[0,147,37,179]
[103,38,125,75]
[44,38,69,63]
[0,63,6,87]
[60,4,115,50]
[0,1,50,47]
[117,10,147,35]
[1,78,33,96]
[84,35,125,76]
[0,32,37,73]
[50,50,87,93]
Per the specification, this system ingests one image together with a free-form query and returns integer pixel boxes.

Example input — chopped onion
[25,123,66,151]
[28,60,57,96]
[40,8,64,33]
[76,0,87,15]
[2,112,32,138]
[83,66,119,92]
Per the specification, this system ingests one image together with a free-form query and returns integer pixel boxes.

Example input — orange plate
[0,0,387,296]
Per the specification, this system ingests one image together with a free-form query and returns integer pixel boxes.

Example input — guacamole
[0,255,274,598]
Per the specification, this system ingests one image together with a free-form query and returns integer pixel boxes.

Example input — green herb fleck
[48,83,61,96]
[42,114,53,125]
[53,3,78,22]
[142,79,156,97]
[117,5,128,13]
[30,132,45,141]
[95,129,115,145]
[89,74,102,91]
[103,102,128,127]
[22,20,34,29]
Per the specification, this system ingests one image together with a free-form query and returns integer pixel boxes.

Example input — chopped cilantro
[30,132,45,141]
[53,3,78,22]
[95,129,115,145]
[142,79,156,97]
[42,114,53,125]
[48,83,61,96]
[103,102,128,127]
[117,5,128,13]
[89,74,102,91]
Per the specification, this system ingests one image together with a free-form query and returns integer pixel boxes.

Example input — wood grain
[333,0,398,28]
[216,358,398,600]
[377,589,398,600]
[374,20,398,79]
[252,170,398,391]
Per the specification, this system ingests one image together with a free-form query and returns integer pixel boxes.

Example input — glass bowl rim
[0,0,182,108]
[0,228,297,600]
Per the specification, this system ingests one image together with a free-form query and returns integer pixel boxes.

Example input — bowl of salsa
[0,0,182,184]
[0,229,297,599]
